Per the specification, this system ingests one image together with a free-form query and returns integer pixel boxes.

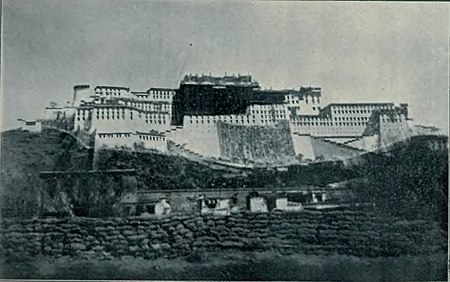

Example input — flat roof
[97,132,133,135]
[136,130,165,137]
[147,87,175,92]
[325,102,394,107]
[40,169,137,178]
[74,85,90,89]
[95,86,130,91]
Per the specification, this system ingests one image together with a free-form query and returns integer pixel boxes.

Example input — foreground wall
[1,210,445,260]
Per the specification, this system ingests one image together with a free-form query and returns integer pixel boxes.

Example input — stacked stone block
[1,210,446,260]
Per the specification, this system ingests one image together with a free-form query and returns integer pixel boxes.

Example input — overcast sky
[2,1,448,132]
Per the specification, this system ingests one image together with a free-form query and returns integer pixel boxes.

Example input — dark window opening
[145,204,155,214]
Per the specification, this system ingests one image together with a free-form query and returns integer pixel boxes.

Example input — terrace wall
[1,210,445,260]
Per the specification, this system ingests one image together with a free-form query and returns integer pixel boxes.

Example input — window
[145,204,155,214]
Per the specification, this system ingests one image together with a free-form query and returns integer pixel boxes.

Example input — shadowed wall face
[217,121,296,165]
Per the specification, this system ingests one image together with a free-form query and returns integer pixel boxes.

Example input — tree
[352,137,448,227]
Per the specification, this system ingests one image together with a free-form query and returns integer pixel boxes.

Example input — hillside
[349,135,448,226]
[1,129,359,217]
[2,128,447,223]
[1,129,93,217]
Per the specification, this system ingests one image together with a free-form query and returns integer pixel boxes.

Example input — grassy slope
[1,129,447,222]
[0,251,446,280]
[97,149,359,190]
[1,129,92,217]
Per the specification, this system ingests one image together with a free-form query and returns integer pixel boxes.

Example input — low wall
[1,210,445,260]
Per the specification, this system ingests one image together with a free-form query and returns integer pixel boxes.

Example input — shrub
[185,249,205,263]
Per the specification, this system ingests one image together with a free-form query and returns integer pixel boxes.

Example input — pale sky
[2,1,448,133]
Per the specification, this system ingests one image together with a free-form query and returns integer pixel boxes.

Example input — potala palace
[38,74,441,167]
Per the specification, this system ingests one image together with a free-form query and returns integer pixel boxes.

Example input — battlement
[181,73,259,87]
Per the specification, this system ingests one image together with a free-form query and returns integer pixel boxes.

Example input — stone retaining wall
[1,210,446,260]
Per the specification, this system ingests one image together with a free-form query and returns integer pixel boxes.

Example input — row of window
[251,109,285,115]
[382,118,402,123]
[334,109,372,114]
[79,106,169,117]
[286,95,321,102]
[294,121,368,127]
[138,112,168,119]
[138,135,166,141]
[189,119,281,125]
[286,98,320,105]
[92,114,169,123]
[97,134,166,141]
[93,110,168,118]
[146,120,167,124]
[288,99,301,105]
[254,114,285,119]
[189,115,249,120]
[98,133,131,138]
[125,101,170,111]
[286,95,304,101]
[333,106,391,114]
[95,90,124,96]
[298,129,364,135]
[77,109,92,115]
[334,116,369,121]
[148,92,172,100]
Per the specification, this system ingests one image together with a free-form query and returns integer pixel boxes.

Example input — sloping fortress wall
[216,120,297,165]
[291,134,316,160]
[310,137,365,161]
[1,210,445,260]
[172,118,221,158]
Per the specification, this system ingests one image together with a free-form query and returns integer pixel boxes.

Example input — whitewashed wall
[291,134,315,160]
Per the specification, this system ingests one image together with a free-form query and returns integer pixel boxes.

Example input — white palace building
[41,74,441,166]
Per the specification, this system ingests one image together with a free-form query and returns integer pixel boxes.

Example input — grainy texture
[1,210,446,260]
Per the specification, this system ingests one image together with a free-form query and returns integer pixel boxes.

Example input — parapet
[181,73,259,87]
